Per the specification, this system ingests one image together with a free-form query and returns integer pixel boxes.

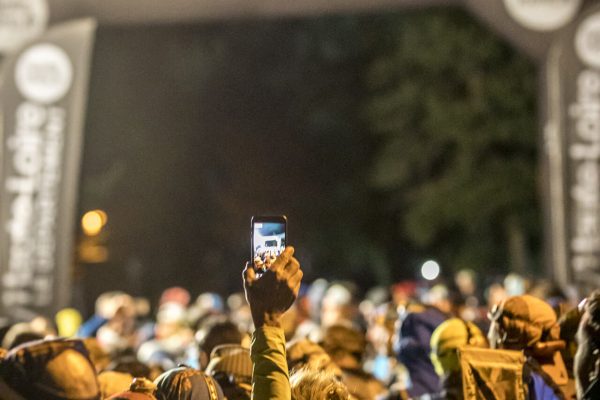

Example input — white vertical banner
[0,18,96,321]
[544,4,600,295]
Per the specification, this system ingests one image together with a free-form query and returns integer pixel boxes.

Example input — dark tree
[364,9,540,275]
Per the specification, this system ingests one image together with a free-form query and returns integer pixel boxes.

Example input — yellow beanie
[430,318,487,375]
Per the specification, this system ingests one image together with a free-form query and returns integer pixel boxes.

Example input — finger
[271,246,294,272]
[284,256,300,276]
[253,257,264,270]
[289,269,303,293]
[291,277,302,298]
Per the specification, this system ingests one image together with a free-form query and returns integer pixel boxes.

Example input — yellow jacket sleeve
[250,325,291,400]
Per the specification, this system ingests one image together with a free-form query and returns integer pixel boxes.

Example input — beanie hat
[0,338,100,400]
[159,287,191,308]
[206,345,252,383]
[108,377,157,400]
[492,295,560,350]
[154,367,224,400]
[489,294,569,388]
[206,345,252,397]
[430,318,486,375]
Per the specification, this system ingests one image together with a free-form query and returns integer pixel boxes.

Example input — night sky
[76,17,391,313]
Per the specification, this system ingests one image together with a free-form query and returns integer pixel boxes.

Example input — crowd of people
[0,246,598,399]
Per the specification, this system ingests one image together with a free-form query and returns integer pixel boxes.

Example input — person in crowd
[321,324,386,400]
[488,294,573,400]
[289,368,350,400]
[99,370,135,398]
[362,296,398,385]
[394,284,450,398]
[287,284,321,341]
[79,291,131,338]
[137,301,194,371]
[84,337,113,373]
[227,292,255,336]
[574,290,600,400]
[105,354,154,380]
[154,366,225,400]
[429,318,488,399]
[188,293,225,330]
[320,282,360,330]
[558,304,582,384]
[96,295,138,356]
[196,316,243,369]
[1,321,52,350]
[243,245,302,399]
[108,377,158,399]
[205,344,253,400]
[55,308,83,338]
[244,245,354,400]
[160,287,192,310]
[0,338,100,399]
[286,338,341,378]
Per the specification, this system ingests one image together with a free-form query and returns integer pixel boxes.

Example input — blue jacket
[396,306,447,397]
[529,371,563,400]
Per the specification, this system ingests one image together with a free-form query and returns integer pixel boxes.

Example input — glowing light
[421,260,440,281]
[81,210,107,236]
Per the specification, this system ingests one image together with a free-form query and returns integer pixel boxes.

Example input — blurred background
[73,8,540,314]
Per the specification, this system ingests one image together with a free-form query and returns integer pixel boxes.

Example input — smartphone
[251,215,287,265]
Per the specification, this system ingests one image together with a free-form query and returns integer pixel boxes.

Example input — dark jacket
[396,306,447,397]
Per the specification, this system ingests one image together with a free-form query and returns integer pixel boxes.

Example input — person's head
[55,308,83,337]
[286,339,342,378]
[206,345,252,400]
[107,377,158,400]
[106,354,152,379]
[0,338,100,399]
[574,290,600,399]
[430,318,487,376]
[320,283,357,328]
[96,291,133,319]
[290,367,350,400]
[487,294,569,387]
[321,325,366,370]
[422,284,452,315]
[196,316,243,369]
[188,293,224,327]
[1,319,56,350]
[487,294,562,353]
[455,269,477,297]
[1,323,45,350]
[485,283,507,309]
[558,305,583,378]
[154,366,224,400]
[98,371,135,399]
[159,287,191,308]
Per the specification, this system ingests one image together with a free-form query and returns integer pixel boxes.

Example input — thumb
[243,262,257,287]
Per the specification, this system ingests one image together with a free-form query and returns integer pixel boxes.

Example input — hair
[575,291,600,399]
[197,317,243,356]
[290,368,350,400]
[583,290,600,343]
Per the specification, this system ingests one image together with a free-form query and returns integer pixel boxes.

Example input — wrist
[252,311,282,328]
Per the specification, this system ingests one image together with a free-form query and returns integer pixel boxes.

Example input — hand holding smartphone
[251,215,287,270]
